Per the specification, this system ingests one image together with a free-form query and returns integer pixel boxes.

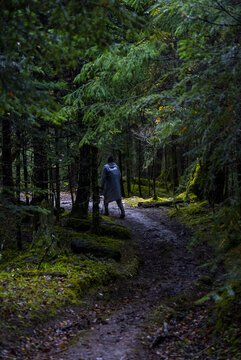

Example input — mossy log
[71,239,121,261]
[138,200,184,208]
[18,272,68,277]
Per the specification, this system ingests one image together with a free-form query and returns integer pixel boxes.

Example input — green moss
[100,224,131,239]
[0,218,138,344]
[186,162,204,199]
[210,280,241,357]
[123,196,170,208]
[165,200,241,357]
[123,177,172,200]
[62,216,91,231]
[165,201,211,229]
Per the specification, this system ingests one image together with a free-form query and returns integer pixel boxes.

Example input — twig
[215,1,241,24]
[196,16,240,26]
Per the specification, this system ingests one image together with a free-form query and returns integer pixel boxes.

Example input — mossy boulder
[62,217,91,231]
[71,238,121,261]
[100,223,131,239]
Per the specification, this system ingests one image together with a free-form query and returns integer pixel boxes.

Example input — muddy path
[45,203,208,360]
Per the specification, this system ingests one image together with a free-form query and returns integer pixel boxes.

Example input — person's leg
[104,200,109,215]
[116,199,125,218]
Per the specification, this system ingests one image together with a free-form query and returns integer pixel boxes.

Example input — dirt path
[49,203,207,360]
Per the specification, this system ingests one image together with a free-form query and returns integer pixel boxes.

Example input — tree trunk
[55,127,61,220]
[171,135,179,194]
[138,140,143,198]
[16,128,22,250]
[22,140,29,205]
[118,150,125,198]
[71,144,90,218]
[91,145,100,232]
[67,135,74,206]
[1,116,14,200]
[126,137,131,197]
[236,133,241,201]
[152,151,157,200]
[15,129,21,203]
[32,122,48,205]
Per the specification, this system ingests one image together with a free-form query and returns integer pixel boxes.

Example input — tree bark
[1,116,14,200]
[126,136,131,197]
[118,150,125,198]
[15,128,22,250]
[22,140,29,205]
[91,145,100,232]
[138,140,143,198]
[32,122,48,205]
[55,127,61,220]
[171,135,179,194]
[152,151,157,200]
[66,134,75,206]
[71,144,91,218]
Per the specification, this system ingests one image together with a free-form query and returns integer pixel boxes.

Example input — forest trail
[36,201,209,360]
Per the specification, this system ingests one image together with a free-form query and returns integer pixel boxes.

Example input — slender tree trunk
[68,163,74,206]
[16,128,22,250]
[236,133,241,201]
[71,144,91,218]
[15,129,21,203]
[118,150,125,198]
[55,127,61,220]
[67,135,74,206]
[22,141,29,205]
[148,167,151,196]
[138,140,142,198]
[91,145,100,232]
[126,137,131,197]
[161,146,169,192]
[171,135,179,194]
[32,122,48,205]
[1,116,14,200]
[152,150,157,200]
[49,166,54,207]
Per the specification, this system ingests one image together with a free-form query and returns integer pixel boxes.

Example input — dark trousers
[104,199,125,214]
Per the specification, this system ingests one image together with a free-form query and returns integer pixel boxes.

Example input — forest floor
[1,196,233,360]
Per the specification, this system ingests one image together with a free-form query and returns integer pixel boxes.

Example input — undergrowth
[0,215,138,346]
[164,197,241,358]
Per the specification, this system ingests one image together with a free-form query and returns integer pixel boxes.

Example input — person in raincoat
[100,155,125,218]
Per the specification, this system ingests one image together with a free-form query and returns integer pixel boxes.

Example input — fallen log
[138,199,184,208]
[17,272,68,277]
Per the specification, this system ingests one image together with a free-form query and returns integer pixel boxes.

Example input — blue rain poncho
[100,162,122,203]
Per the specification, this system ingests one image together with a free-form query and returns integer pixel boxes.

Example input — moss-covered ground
[161,196,241,359]
[0,214,138,347]
[123,177,172,204]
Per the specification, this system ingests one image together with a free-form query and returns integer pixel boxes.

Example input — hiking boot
[120,211,125,219]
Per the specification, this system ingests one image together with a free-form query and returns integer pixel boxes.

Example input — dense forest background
[1,0,241,212]
[1,0,241,241]
[0,0,241,358]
